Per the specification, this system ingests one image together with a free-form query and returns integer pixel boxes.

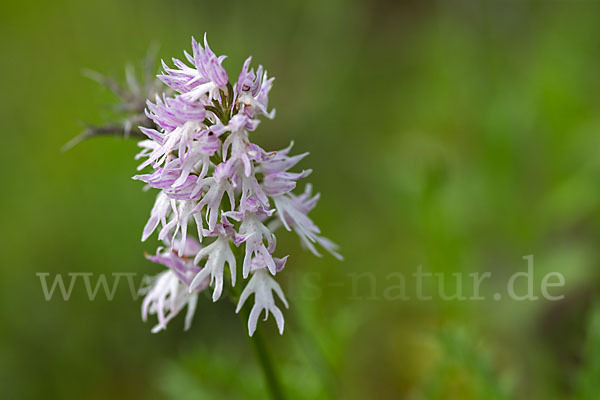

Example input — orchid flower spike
[133,35,341,335]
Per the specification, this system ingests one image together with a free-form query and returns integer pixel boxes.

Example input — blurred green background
[2,0,600,398]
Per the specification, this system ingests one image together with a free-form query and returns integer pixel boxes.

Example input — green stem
[246,316,286,400]
[230,251,286,400]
